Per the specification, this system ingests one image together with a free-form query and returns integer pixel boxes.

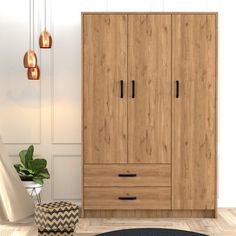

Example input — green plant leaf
[33,177,44,185]
[19,165,30,172]
[19,150,27,166]
[18,165,28,171]
[16,145,49,182]
[14,164,32,176]
[25,145,34,168]
[19,169,32,176]
[28,159,47,172]
[14,164,22,173]
[37,168,50,179]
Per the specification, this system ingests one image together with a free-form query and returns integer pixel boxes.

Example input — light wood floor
[0,209,236,236]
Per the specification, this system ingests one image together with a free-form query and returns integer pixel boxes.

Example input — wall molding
[51,154,81,200]
[50,0,81,145]
[2,0,42,145]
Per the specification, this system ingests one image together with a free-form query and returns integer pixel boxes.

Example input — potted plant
[14,145,50,197]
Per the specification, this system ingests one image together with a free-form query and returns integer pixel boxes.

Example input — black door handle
[118,173,137,177]
[120,80,124,98]
[132,80,135,98]
[118,196,137,200]
[176,80,179,98]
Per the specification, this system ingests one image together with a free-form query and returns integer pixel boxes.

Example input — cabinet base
[83,209,216,218]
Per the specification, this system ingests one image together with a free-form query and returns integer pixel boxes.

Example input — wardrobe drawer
[84,187,171,210]
[84,164,171,187]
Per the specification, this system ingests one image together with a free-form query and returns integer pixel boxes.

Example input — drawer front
[84,164,171,187]
[84,187,171,210]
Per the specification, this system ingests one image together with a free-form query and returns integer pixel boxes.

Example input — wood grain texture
[128,14,171,163]
[80,209,235,236]
[84,164,171,187]
[83,14,127,164]
[172,14,216,209]
[81,13,85,218]
[82,13,217,217]
[214,13,218,217]
[5,208,236,236]
[84,187,171,210]
[84,209,215,218]
[82,12,218,15]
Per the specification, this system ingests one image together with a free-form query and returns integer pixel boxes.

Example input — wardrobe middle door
[128,15,171,163]
[83,14,128,163]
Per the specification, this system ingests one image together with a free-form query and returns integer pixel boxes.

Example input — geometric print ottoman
[35,201,79,233]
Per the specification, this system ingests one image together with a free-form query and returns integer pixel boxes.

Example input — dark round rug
[97,228,208,236]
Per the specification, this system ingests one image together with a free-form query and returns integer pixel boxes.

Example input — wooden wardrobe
[82,13,217,218]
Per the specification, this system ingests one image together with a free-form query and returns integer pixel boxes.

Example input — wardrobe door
[172,15,216,209]
[128,15,171,163]
[83,15,127,163]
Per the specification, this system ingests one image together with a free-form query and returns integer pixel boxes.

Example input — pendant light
[39,0,52,48]
[27,66,40,80]
[23,50,37,68]
[23,0,37,68]
[27,0,40,80]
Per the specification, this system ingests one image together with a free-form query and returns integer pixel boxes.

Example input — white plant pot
[22,181,43,196]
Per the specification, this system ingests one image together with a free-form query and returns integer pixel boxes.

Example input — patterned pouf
[35,201,79,233]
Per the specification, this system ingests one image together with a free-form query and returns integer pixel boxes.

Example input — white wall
[0,0,235,207]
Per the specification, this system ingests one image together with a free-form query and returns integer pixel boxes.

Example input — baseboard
[83,209,216,218]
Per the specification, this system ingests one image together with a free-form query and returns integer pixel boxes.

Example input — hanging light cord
[29,0,31,49]
[32,0,34,50]
[45,0,47,30]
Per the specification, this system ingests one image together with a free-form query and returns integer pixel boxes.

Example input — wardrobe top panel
[82,12,218,15]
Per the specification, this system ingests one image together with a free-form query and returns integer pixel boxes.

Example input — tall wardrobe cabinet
[82,13,217,218]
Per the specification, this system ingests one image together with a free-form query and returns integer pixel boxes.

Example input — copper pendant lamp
[27,66,40,80]
[23,50,37,68]
[23,0,37,68]
[39,0,52,48]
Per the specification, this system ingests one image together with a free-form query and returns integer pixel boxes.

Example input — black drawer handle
[118,196,137,200]
[118,173,137,177]
[120,80,124,98]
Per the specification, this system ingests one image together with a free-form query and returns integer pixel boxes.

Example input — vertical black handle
[132,80,135,98]
[120,80,124,98]
[176,80,179,98]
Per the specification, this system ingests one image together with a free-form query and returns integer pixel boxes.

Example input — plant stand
[25,186,41,204]
[22,181,43,204]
